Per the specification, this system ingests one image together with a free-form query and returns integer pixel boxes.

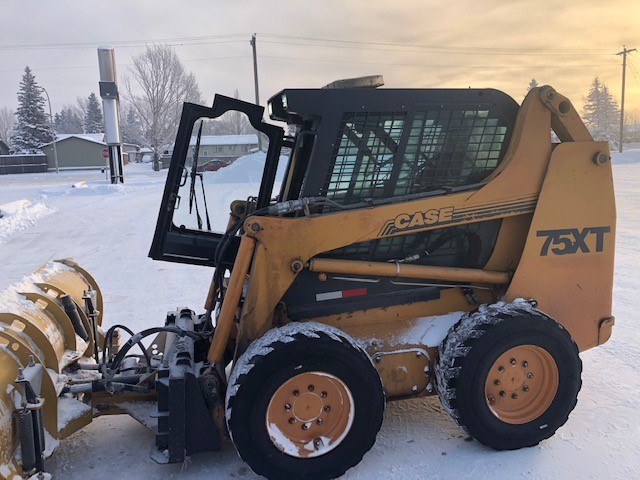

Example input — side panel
[505,141,615,351]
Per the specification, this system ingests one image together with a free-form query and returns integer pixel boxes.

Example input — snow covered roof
[189,134,258,146]
[40,134,106,147]
[61,133,104,142]
[164,134,259,155]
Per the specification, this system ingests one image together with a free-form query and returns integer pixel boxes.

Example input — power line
[259,54,616,70]
[258,33,613,55]
[0,33,251,51]
[0,55,250,74]
[259,39,613,57]
[0,31,614,56]
[627,54,640,88]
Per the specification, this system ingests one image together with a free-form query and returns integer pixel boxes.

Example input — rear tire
[436,303,582,450]
[226,322,385,480]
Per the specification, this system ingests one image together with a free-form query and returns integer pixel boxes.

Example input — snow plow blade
[0,259,103,479]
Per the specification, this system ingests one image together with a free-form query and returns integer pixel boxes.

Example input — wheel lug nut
[487,396,495,404]
[527,372,534,379]
[511,393,518,399]
[316,418,323,425]
[284,403,292,410]
[523,385,529,392]
[510,358,517,365]
[498,366,505,372]
[293,390,300,396]
[499,391,506,397]
[308,385,314,392]
[313,437,323,449]
[324,405,331,412]
[301,423,309,430]
[522,361,528,367]
[320,391,327,398]
[494,379,500,386]
[288,417,296,424]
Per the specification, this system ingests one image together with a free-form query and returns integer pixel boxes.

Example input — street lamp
[41,86,59,174]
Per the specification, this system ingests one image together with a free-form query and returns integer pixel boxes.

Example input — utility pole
[250,33,263,151]
[617,45,637,153]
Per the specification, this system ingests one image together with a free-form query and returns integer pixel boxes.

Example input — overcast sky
[1,0,639,118]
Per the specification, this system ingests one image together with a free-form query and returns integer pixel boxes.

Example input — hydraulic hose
[102,324,152,374]
[108,326,205,375]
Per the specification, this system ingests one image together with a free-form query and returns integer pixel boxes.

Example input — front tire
[436,303,582,450]
[226,322,385,480]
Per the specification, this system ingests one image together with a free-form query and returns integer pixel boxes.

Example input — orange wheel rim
[484,345,559,425]
[265,371,354,458]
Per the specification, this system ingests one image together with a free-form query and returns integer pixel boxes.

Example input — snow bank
[612,149,640,164]
[207,151,287,184]
[0,199,56,243]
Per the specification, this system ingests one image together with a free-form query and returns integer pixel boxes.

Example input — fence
[0,154,48,174]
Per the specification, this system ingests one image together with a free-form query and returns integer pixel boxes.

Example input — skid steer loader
[0,76,615,479]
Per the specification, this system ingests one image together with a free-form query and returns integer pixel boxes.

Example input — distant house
[40,134,129,171]
[627,123,640,142]
[137,147,154,163]
[160,134,259,169]
[121,143,140,161]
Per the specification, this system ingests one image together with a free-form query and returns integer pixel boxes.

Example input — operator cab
[149,76,519,270]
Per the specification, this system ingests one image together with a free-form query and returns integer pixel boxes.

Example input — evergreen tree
[583,77,620,146]
[527,78,539,92]
[54,106,83,134]
[11,66,53,151]
[83,92,103,133]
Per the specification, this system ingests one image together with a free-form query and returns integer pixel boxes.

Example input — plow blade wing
[0,259,102,479]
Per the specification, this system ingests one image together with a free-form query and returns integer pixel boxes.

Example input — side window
[397,109,508,195]
[320,107,509,206]
[321,112,405,205]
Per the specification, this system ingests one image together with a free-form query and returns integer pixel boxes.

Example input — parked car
[197,159,229,172]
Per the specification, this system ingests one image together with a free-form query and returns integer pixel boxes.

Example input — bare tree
[75,96,88,125]
[202,90,255,137]
[0,107,15,147]
[625,108,640,142]
[124,44,203,170]
[218,89,253,135]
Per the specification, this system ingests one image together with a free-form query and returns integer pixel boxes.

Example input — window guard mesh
[321,107,509,205]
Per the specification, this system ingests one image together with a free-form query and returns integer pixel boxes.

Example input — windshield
[170,109,289,234]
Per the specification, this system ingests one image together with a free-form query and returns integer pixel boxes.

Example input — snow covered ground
[1,152,639,479]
